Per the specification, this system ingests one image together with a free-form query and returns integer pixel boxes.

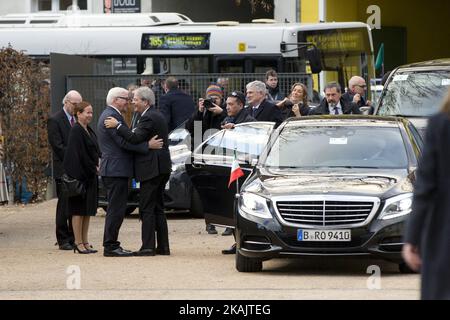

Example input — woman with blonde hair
[276,82,311,119]
[402,87,450,299]
[63,101,101,254]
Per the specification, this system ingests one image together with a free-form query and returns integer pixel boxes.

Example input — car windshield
[264,125,408,169]
[378,71,450,117]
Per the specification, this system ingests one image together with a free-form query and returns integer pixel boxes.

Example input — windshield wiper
[390,114,427,118]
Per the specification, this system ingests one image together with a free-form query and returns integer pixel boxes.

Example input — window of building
[59,0,87,10]
[38,0,52,11]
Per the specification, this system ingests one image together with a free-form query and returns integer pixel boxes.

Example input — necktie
[70,116,75,127]
[252,107,257,117]
[333,107,339,115]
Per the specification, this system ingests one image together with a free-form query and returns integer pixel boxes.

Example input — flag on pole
[375,43,384,71]
[228,152,244,188]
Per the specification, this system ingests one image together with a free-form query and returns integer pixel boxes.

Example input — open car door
[186,122,275,227]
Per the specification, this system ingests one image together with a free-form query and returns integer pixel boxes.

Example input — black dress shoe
[206,224,218,234]
[156,247,170,255]
[103,247,134,257]
[134,249,156,256]
[59,243,74,250]
[221,243,237,255]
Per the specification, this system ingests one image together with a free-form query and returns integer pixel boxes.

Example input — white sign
[393,74,409,82]
[329,137,348,145]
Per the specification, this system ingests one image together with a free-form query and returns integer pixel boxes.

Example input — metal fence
[66,73,313,132]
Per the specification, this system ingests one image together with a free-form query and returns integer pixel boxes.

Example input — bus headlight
[239,192,272,219]
[378,193,413,220]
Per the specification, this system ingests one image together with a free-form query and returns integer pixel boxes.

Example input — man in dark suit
[159,76,195,132]
[97,87,158,257]
[47,90,82,250]
[104,87,172,256]
[341,76,374,114]
[403,90,450,300]
[245,80,283,128]
[309,82,361,115]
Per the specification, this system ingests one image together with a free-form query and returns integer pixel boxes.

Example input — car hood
[245,168,413,198]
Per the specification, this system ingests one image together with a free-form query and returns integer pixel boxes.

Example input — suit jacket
[97,106,149,178]
[246,99,283,127]
[342,92,374,114]
[63,123,100,182]
[404,112,450,300]
[117,108,172,182]
[308,97,361,115]
[47,109,71,178]
[159,88,195,132]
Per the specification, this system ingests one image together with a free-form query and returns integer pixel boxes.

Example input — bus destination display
[141,33,210,50]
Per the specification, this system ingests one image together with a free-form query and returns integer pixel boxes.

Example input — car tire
[398,262,417,274]
[190,188,204,218]
[236,251,263,272]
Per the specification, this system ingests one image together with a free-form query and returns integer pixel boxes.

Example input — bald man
[342,76,373,114]
[47,90,82,250]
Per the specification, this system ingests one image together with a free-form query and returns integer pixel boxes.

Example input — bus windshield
[300,27,375,96]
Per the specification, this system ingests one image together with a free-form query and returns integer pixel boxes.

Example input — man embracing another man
[104,87,172,256]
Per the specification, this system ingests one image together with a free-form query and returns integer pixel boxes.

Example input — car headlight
[378,193,413,220]
[239,192,272,219]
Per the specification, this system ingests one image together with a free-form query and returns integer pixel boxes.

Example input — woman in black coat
[276,82,311,119]
[402,88,450,300]
[63,101,101,254]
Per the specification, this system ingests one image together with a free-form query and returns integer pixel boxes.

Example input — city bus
[0,12,375,94]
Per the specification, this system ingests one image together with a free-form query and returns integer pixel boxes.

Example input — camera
[203,98,214,109]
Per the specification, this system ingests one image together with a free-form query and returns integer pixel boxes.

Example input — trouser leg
[55,179,74,245]
[102,177,128,250]
[155,174,170,250]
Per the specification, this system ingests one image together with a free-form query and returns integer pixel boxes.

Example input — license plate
[297,229,351,242]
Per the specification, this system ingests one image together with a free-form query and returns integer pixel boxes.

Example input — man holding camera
[187,84,230,235]
[187,84,226,142]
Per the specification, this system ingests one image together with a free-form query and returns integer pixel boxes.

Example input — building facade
[301,0,450,73]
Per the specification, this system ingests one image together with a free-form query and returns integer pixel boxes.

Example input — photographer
[186,85,227,235]
[187,84,226,140]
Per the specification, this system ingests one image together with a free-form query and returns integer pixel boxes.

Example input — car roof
[283,115,408,128]
[394,58,450,72]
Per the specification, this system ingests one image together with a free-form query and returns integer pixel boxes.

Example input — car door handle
[191,162,203,169]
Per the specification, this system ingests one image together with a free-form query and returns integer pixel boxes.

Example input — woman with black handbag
[63,101,101,254]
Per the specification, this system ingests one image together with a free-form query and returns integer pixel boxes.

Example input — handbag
[61,174,85,197]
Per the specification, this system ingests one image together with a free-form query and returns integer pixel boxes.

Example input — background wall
[325,0,450,66]
[152,0,273,23]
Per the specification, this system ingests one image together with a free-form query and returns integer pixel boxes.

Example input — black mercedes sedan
[188,116,424,273]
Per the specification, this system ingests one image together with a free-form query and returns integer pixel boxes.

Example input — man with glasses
[47,90,82,250]
[342,76,373,114]
[97,87,162,257]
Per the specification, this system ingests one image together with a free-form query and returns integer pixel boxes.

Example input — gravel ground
[0,200,420,300]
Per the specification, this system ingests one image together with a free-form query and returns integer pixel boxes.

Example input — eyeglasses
[117,96,131,101]
[356,84,367,88]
